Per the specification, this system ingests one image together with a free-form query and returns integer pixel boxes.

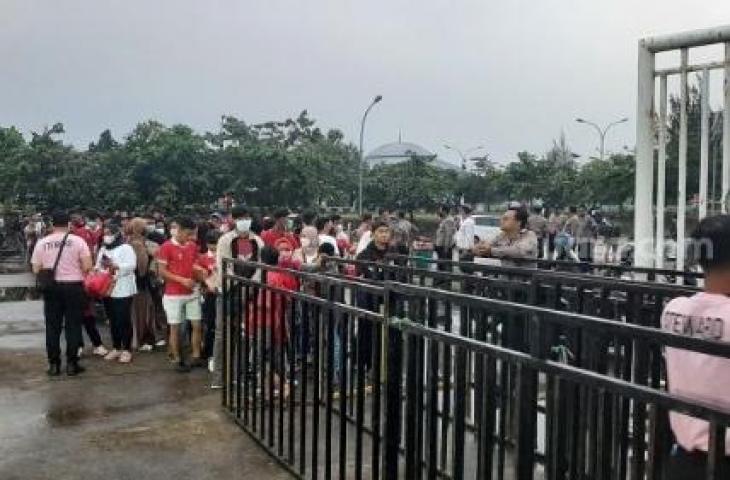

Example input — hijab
[104,223,125,250]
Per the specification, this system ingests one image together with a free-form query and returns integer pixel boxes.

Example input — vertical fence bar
[278,293,286,457]
[700,68,711,219]
[288,299,296,466]
[222,269,230,409]
[383,290,403,480]
[677,47,689,274]
[325,298,334,480]
[355,315,367,480]
[706,423,727,480]
[268,290,276,448]
[300,302,309,476]
[425,298,440,480]
[372,314,383,480]
[339,311,349,480]
[451,306,468,480]
[440,300,453,473]
[634,41,656,268]
[236,284,244,420]
[656,74,668,268]
[722,42,730,213]
[311,304,321,480]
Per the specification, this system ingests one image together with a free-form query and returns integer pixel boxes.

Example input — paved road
[0,272,35,288]
[0,301,289,480]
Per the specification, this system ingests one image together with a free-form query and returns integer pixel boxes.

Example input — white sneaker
[155,339,167,347]
[208,358,215,373]
[118,351,133,364]
[104,349,121,361]
[139,344,153,352]
[77,347,84,358]
[93,345,109,357]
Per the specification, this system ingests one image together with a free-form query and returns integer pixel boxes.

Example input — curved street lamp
[575,117,629,161]
[358,95,383,215]
[443,143,486,170]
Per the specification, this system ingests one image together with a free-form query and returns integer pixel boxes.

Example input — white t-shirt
[97,244,138,298]
[356,230,372,255]
[455,216,475,250]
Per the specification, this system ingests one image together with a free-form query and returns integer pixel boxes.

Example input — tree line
[0,87,715,214]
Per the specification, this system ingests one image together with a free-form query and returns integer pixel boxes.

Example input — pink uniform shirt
[31,232,91,282]
[662,292,730,454]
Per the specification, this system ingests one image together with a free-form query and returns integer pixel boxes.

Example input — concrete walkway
[0,301,290,480]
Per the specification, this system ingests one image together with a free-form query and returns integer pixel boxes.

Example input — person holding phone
[96,223,138,364]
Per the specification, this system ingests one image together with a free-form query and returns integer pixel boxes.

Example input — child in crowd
[198,230,221,371]
[157,216,206,372]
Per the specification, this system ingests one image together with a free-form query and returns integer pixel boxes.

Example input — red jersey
[197,251,216,275]
[72,225,98,253]
[157,240,202,295]
[261,229,299,249]
[246,271,298,345]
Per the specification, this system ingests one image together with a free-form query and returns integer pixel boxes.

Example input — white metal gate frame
[634,25,730,271]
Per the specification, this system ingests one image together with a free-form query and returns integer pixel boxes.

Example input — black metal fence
[328,256,699,331]
[386,253,704,285]
[221,260,387,479]
[221,259,730,480]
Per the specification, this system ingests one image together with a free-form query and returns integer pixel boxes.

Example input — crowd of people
[27,201,623,386]
[26,200,730,476]
[28,205,423,386]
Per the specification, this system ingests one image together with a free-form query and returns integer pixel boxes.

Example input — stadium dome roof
[365,140,460,171]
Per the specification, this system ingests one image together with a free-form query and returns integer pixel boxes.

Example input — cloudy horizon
[1,1,729,167]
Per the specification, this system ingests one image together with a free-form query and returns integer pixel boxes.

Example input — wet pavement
[0,300,290,480]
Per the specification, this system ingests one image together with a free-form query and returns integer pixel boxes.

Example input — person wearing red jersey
[157,216,206,372]
[261,209,299,249]
[70,212,108,359]
[255,243,299,400]
[198,230,220,369]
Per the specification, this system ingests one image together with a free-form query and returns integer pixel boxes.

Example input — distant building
[365,140,461,172]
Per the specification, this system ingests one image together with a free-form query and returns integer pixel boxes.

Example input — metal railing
[386,253,704,285]
[327,256,699,330]
[221,258,730,479]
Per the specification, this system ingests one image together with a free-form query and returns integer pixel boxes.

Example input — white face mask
[155,228,165,235]
[219,224,229,233]
[145,224,155,233]
[236,219,252,233]
[170,228,179,238]
[103,235,116,245]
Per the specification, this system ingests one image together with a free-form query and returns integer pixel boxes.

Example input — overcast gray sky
[1,0,729,166]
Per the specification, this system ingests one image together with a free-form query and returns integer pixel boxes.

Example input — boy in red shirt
[198,230,220,369]
[261,209,299,249]
[157,216,206,372]
[254,242,299,400]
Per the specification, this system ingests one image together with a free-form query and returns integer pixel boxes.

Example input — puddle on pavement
[45,402,157,427]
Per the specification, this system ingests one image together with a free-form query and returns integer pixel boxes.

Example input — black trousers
[435,246,453,269]
[202,292,217,358]
[664,445,730,479]
[80,295,102,348]
[547,233,556,257]
[43,282,84,365]
[536,237,545,259]
[104,297,133,351]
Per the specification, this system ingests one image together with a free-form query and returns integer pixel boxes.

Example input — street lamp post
[358,95,383,216]
[575,117,629,161]
[443,143,486,171]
